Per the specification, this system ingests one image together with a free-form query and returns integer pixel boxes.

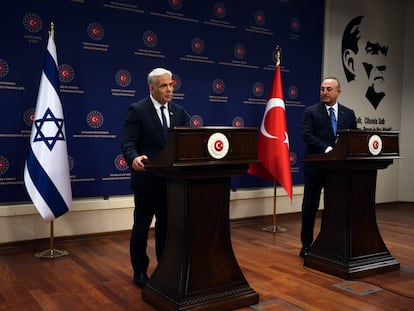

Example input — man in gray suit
[300,77,357,258]
[122,68,187,287]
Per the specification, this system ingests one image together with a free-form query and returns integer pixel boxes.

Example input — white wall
[399,0,414,201]
[323,0,410,203]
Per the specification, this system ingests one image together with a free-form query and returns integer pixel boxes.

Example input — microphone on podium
[169,110,193,126]
[183,110,194,126]
[184,110,192,119]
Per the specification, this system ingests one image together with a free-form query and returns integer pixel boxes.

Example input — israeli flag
[24,26,72,221]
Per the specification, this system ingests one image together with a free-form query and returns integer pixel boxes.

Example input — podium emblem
[368,134,383,155]
[207,132,229,159]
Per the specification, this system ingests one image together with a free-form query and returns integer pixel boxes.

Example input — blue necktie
[160,106,168,139]
[329,107,337,136]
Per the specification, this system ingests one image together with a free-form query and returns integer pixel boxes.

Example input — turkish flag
[248,60,292,199]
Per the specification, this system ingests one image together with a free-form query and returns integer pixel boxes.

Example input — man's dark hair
[324,76,341,90]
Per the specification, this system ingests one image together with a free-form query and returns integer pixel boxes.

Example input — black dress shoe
[133,272,149,288]
[299,246,310,258]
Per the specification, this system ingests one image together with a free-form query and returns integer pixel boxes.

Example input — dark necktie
[160,106,168,139]
[329,107,337,136]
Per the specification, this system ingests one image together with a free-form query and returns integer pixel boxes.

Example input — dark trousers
[130,181,167,275]
[301,168,326,248]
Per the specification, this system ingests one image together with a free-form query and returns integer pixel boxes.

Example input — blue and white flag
[24,26,72,222]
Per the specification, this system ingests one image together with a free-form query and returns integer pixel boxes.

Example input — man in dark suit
[300,77,357,258]
[122,68,187,287]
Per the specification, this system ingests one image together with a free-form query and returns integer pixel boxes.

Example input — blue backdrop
[0,0,324,203]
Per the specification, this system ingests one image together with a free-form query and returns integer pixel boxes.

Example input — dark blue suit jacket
[302,102,357,156]
[122,97,187,189]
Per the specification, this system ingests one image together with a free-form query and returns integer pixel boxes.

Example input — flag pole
[32,22,69,259]
[35,221,69,258]
[261,45,287,233]
[262,182,287,233]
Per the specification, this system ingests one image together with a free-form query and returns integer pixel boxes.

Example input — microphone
[171,109,194,126]
[184,110,192,119]
[184,110,193,126]
[169,110,193,126]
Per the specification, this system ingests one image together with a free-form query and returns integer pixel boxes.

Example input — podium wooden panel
[303,130,401,279]
[141,127,259,310]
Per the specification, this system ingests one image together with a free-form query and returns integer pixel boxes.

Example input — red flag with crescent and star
[248,54,292,200]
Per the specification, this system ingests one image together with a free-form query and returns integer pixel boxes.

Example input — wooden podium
[141,127,259,310]
[303,130,401,279]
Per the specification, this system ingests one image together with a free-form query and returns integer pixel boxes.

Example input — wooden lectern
[141,126,259,310]
[303,130,401,279]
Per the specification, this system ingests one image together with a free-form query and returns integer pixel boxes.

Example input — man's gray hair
[148,68,172,85]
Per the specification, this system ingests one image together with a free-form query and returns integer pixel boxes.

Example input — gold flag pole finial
[50,22,55,39]
[275,45,282,64]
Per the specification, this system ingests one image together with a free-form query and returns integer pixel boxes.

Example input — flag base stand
[262,225,287,233]
[261,183,287,234]
[35,221,69,259]
[35,248,68,259]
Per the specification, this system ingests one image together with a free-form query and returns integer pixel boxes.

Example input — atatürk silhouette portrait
[341,16,389,109]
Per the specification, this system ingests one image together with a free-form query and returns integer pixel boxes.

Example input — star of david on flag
[24,24,72,221]
[33,107,65,150]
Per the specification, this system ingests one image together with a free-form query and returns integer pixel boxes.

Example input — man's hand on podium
[132,155,149,171]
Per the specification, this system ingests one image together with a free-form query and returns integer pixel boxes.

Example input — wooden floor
[0,203,413,310]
